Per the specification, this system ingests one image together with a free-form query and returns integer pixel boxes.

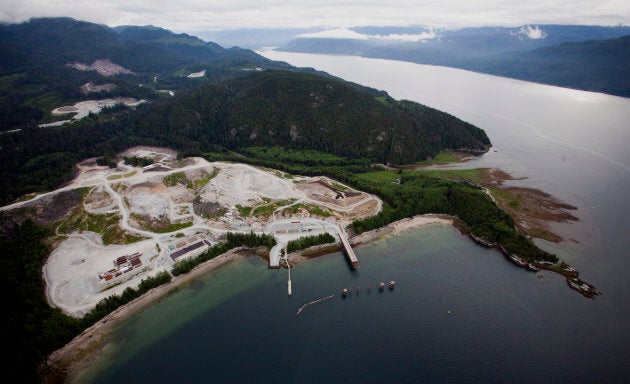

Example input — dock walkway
[337,223,359,268]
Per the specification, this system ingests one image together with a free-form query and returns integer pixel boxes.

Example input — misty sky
[1,0,629,33]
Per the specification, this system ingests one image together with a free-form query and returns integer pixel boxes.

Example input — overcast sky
[1,0,629,33]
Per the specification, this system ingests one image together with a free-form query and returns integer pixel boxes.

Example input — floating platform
[296,295,335,315]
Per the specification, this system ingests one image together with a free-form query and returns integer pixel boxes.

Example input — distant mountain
[281,25,630,56]
[279,25,630,97]
[0,17,121,69]
[467,35,630,97]
[0,17,275,74]
[0,17,290,131]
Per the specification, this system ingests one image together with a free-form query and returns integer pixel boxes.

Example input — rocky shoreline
[468,229,599,298]
[285,213,599,299]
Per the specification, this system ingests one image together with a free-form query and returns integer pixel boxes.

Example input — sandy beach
[46,214,452,382]
[351,214,453,246]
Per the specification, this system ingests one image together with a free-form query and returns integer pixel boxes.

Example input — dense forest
[286,233,337,253]
[132,70,490,164]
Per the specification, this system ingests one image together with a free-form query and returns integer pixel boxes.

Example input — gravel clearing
[1,147,381,317]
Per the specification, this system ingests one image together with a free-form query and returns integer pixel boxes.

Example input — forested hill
[467,35,630,97]
[0,17,291,131]
[134,70,490,163]
[0,17,272,73]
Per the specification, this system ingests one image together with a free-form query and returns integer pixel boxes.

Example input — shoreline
[45,215,451,382]
[45,212,596,382]
[351,214,453,246]
[46,247,250,383]
[283,214,453,266]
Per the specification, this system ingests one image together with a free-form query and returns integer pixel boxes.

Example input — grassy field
[235,204,253,217]
[162,171,189,187]
[107,170,137,180]
[251,199,297,218]
[414,168,485,183]
[57,210,146,244]
[192,168,219,190]
[280,203,332,218]
[353,170,400,184]
[130,213,193,233]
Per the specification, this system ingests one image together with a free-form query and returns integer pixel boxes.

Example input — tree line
[171,232,276,276]
[286,233,336,253]
[349,171,557,263]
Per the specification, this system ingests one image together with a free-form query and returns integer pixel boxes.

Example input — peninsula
[0,146,595,382]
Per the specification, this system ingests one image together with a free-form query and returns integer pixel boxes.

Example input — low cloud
[298,28,437,42]
[514,25,548,39]
[298,28,369,40]
[374,30,437,42]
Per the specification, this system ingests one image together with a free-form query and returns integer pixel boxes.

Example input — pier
[337,223,359,268]
[285,248,292,296]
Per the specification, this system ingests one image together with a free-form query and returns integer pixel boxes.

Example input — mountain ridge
[278,25,630,97]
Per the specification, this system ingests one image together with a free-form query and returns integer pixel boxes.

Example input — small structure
[99,252,143,281]
[169,237,212,262]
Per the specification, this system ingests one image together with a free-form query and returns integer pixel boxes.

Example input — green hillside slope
[137,70,489,163]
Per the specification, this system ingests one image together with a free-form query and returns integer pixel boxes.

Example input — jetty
[296,295,335,316]
[286,250,292,296]
[337,223,359,268]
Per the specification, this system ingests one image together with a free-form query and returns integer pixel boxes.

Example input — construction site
[1,147,382,317]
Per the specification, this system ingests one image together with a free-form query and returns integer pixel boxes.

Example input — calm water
[77,54,630,383]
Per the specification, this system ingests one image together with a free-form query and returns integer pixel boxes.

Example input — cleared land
[39,98,145,128]
[67,59,134,76]
[80,82,116,94]
[1,147,381,317]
